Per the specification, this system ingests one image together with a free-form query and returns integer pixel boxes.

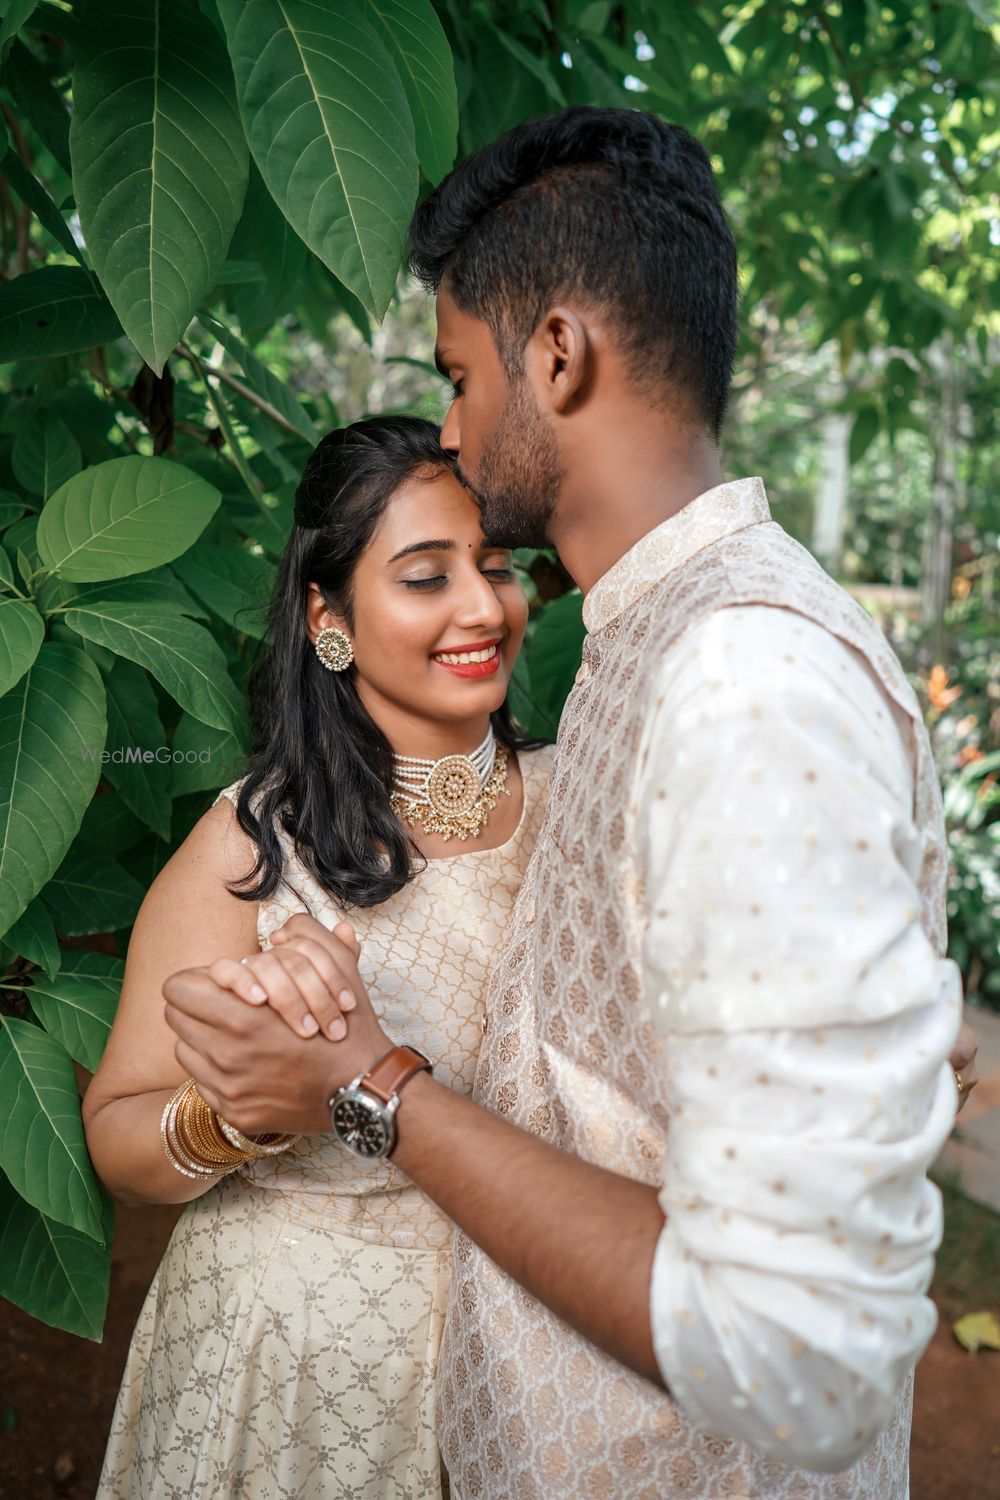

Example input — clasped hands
[162,915,393,1138]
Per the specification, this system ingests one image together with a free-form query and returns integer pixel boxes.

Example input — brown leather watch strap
[362,1045,432,1103]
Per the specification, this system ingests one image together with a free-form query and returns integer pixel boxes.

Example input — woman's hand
[950,1013,979,1113]
[196,919,362,1042]
[163,919,391,1136]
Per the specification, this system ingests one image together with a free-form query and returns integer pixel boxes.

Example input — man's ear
[530,306,590,414]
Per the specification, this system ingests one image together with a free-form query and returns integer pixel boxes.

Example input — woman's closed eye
[402,565,516,591]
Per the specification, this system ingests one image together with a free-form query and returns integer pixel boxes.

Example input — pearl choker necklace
[391,726,510,842]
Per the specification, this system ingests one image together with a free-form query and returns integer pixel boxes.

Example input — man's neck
[548,422,725,597]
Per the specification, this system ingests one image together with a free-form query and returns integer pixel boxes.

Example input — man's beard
[457,377,562,548]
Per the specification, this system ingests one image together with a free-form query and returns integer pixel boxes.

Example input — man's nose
[440,402,460,456]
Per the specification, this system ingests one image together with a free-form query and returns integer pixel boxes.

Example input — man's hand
[162,921,393,1135]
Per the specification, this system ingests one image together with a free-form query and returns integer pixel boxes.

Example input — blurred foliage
[0,0,997,1337]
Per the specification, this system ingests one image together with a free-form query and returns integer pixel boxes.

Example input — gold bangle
[160,1078,302,1178]
[217,1117,301,1156]
[161,1081,232,1178]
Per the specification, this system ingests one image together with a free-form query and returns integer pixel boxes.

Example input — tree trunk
[921,341,963,658]
[812,409,851,572]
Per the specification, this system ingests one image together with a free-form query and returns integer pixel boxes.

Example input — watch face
[332,1093,392,1158]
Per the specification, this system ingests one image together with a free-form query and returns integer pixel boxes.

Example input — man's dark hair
[409,106,739,436]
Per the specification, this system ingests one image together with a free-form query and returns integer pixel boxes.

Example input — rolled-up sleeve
[635,606,963,1471]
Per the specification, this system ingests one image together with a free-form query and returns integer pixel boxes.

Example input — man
[166,108,975,1496]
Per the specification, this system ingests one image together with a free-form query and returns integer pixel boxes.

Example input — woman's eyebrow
[387,538,455,563]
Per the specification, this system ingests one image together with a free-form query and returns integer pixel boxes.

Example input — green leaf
[41,848,144,938]
[11,414,82,498]
[0,147,85,265]
[0,1017,105,1239]
[4,897,60,980]
[36,455,221,583]
[522,592,585,735]
[0,266,121,361]
[0,1,41,64]
[64,570,211,622]
[171,540,276,640]
[0,492,29,531]
[70,0,250,373]
[239,163,306,305]
[63,601,247,737]
[491,24,567,104]
[849,405,880,465]
[196,309,320,445]
[3,38,73,174]
[169,710,246,795]
[0,642,107,938]
[365,0,458,183]
[0,597,45,698]
[219,0,418,317]
[77,789,148,856]
[28,964,121,1071]
[0,1169,110,1340]
[953,1311,1000,1353]
[101,654,172,839]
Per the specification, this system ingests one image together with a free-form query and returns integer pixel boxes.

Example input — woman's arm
[82,796,263,1206]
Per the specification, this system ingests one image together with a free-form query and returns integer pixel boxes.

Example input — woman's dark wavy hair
[225,415,544,911]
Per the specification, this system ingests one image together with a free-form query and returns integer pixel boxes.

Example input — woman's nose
[454,568,505,628]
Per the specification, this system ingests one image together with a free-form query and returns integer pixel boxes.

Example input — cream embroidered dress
[96,745,553,1500]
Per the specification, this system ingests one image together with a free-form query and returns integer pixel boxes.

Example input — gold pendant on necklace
[392,744,510,842]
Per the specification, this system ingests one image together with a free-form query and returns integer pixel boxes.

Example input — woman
[84,416,555,1500]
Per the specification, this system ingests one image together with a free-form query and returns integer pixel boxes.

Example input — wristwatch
[328,1045,433,1159]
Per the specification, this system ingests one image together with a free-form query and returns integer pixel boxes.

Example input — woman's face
[309,468,528,748]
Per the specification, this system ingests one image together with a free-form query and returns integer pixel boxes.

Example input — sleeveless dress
[95,745,554,1500]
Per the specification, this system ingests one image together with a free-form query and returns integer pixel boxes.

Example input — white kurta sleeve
[635,606,963,1472]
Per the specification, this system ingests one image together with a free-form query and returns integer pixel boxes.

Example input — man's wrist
[387,1067,441,1167]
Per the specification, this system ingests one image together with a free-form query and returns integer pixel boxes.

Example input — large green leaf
[70,0,250,373]
[0,1169,111,1341]
[0,596,45,698]
[36,456,221,583]
[0,266,121,361]
[62,601,247,737]
[0,642,106,938]
[219,0,418,317]
[365,0,457,183]
[0,1017,106,1240]
[4,896,60,980]
[65,569,211,621]
[28,963,121,1070]
[11,413,82,498]
[197,309,321,445]
[171,540,276,640]
[42,848,144,938]
[102,654,173,839]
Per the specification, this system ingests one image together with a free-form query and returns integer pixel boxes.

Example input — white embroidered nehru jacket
[436,478,963,1500]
